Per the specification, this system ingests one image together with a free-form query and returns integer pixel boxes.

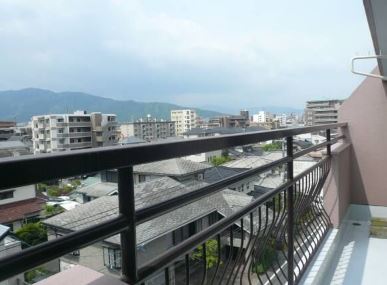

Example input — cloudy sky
[0,0,376,112]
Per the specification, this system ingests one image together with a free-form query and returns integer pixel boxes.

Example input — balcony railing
[0,123,346,284]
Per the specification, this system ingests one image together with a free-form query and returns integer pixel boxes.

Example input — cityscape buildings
[31,111,118,154]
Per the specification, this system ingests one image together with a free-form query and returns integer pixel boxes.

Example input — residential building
[0,185,45,231]
[304,99,344,126]
[0,141,31,158]
[31,111,118,154]
[170,109,197,136]
[120,116,176,142]
[0,121,16,129]
[101,158,212,184]
[252,111,273,124]
[0,225,23,285]
[212,110,250,128]
[43,177,255,283]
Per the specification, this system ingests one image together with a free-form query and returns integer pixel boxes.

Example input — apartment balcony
[68,132,92,138]
[0,123,349,285]
[69,141,92,148]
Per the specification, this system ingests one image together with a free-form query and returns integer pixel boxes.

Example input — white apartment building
[278,113,287,127]
[31,111,118,154]
[120,115,176,142]
[252,111,273,123]
[170,109,197,136]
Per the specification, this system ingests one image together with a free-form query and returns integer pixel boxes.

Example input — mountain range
[0,88,304,123]
[0,88,224,122]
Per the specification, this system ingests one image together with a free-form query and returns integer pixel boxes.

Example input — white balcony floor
[301,205,387,285]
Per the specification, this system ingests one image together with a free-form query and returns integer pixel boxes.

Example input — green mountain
[0,88,224,122]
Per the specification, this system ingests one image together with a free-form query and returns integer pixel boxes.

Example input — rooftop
[133,158,212,176]
[0,197,45,224]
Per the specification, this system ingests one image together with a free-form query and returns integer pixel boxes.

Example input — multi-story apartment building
[120,115,176,142]
[304,99,344,126]
[170,109,197,136]
[252,111,273,123]
[31,111,117,154]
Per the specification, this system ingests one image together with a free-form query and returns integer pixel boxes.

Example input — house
[203,166,256,194]
[0,225,23,285]
[0,185,45,231]
[43,177,258,283]
[101,158,212,184]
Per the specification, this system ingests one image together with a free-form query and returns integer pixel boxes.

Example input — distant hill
[0,88,224,122]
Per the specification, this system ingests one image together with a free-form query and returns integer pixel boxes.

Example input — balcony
[0,123,346,285]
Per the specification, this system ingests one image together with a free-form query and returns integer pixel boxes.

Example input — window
[58,129,64,133]
[0,190,14,200]
[103,247,121,269]
[57,118,64,123]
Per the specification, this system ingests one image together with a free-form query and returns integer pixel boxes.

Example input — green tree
[252,243,277,274]
[262,141,283,152]
[210,155,232,166]
[15,223,48,248]
[43,204,64,217]
[191,239,221,269]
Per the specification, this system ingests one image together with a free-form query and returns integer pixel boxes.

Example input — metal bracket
[351,55,387,80]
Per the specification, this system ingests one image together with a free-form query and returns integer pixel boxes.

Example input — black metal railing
[0,123,346,284]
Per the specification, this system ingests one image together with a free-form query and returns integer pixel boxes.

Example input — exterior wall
[32,112,117,153]
[323,143,352,227]
[305,100,343,126]
[137,234,173,266]
[183,150,222,163]
[0,238,23,285]
[0,185,35,206]
[171,109,197,136]
[120,120,176,142]
[339,68,387,206]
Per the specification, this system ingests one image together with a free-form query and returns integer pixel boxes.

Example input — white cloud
[0,0,376,109]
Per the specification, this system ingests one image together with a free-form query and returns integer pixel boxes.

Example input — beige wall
[324,143,352,228]
[339,67,387,206]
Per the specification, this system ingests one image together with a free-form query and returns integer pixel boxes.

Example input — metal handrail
[0,123,347,284]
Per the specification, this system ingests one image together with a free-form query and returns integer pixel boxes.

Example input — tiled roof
[0,198,45,224]
[76,182,118,198]
[223,152,317,176]
[133,158,212,176]
[203,166,248,184]
[44,178,254,245]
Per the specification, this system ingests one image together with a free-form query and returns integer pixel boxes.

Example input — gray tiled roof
[44,178,254,245]
[203,166,248,184]
[76,182,118,198]
[223,152,316,176]
[134,158,212,176]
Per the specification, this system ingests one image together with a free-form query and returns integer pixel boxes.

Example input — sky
[0,0,377,112]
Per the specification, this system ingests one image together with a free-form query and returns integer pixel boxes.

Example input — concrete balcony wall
[339,67,387,206]
[324,142,352,228]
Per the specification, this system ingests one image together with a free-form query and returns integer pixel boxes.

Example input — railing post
[286,136,294,285]
[118,166,137,284]
[326,129,331,156]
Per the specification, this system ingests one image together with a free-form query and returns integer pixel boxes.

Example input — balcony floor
[301,205,387,285]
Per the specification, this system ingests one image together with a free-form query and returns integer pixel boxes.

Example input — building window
[0,190,14,200]
[57,118,64,123]
[103,247,121,270]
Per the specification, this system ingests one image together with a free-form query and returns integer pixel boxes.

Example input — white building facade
[120,116,176,142]
[170,109,197,136]
[32,111,118,154]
